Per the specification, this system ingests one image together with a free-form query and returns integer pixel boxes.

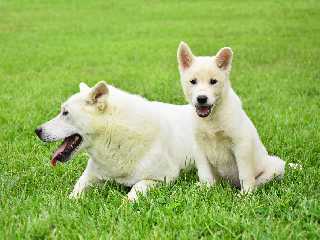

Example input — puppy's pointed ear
[79,82,90,92]
[177,41,194,71]
[88,81,109,104]
[215,47,233,71]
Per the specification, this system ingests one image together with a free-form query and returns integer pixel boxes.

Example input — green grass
[1,0,319,239]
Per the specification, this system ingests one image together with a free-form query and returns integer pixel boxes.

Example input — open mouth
[196,105,212,118]
[51,134,83,167]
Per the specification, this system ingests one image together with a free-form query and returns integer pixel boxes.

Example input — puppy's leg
[255,156,285,186]
[195,153,216,186]
[234,143,256,194]
[127,180,158,202]
[69,159,101,199]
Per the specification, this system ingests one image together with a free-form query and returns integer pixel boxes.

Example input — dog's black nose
[197,95,208,104]
[35,127,42,138]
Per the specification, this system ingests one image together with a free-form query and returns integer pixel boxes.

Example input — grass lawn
[1,0,319,239]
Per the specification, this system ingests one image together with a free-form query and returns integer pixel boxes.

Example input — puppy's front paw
[239,185,255,196]
[196,181,214,188]
[239,178,255,195]
[239,189,253,196]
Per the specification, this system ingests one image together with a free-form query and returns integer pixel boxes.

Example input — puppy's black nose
[197,95,208,104]
[35,127,42,138]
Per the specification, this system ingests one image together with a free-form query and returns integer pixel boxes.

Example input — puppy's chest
[196,127,234,166]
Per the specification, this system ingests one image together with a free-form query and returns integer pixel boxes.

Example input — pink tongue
[51,141,68,167]
[199,106,209,114]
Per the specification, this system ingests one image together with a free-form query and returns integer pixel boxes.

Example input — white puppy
[35,81,198,201]
[177,42,299,193]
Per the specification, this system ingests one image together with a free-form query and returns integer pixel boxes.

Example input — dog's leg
[234,143,256,194]
[127,180,158,202]
[195,153,216,186]
[69,159,100,199]
[255,156,285,186]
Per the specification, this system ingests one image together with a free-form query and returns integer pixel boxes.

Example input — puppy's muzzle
[197,95,208,105]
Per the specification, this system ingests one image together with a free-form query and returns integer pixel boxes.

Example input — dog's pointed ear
[79,82,90,92]
[177,41,194,71]
[215,47,233,71]
[88,81,109,104]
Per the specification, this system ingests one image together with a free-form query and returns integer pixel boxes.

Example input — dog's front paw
[127,189,138,202]
[239,189,253,196]
[239,185,255,195]
[196,181,214,188]
[239,178,256,195]
[69,191,81,199]
[288,163,302,170]
[69,188,85,200]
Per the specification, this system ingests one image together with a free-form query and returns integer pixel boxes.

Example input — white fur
[177,42,300,193]
[38,81,200,201]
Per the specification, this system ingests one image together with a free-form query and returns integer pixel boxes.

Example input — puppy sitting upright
[177,42,297,193]
[35,81,197,201]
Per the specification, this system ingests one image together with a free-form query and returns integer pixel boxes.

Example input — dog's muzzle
[195,104,213,118]
[35,127,43,139]
[35,127,83,167]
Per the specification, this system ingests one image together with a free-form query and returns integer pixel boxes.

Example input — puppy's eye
[210,79,218,85]
[62,110,69,116]
[190,79,197,85]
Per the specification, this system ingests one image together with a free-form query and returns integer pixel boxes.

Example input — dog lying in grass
[177,42,300,193]
[35,81,199,201]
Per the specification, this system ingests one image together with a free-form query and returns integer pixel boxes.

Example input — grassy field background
[1,0,319,239]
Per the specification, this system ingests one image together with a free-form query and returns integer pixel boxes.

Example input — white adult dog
[177,42,299,193]
[35,81,198,201]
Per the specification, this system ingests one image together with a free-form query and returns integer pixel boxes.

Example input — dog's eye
[62,110,69,116]
[190,79,197,85]
[210,79,218,85]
